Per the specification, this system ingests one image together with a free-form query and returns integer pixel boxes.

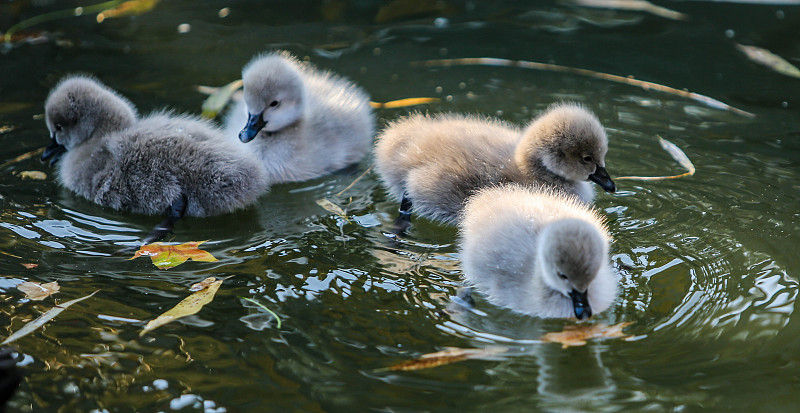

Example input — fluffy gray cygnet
[459,184,618,320]
[225,51,375,182]
[42,75,269,239]
[375,103,616,226]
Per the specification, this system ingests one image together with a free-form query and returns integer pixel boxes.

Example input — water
[2,0,800,411]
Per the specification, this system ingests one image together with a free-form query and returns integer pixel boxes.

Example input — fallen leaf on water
[97,0,160,23]
[189,277,217,292]
[370,97,440,109]
[140,277,224,336]
[129,241,218,269]
[2,291,98,345]
[316,199,350,223]
[381,347,507,371]
[616,136,695,181]
[17,281,60,301]
[736,43,800,79]
[0,126,14,134]
[195,79,244,119]
[541,322,633,348]
[15,170,47,180]
[571,0,688,21]
[20,263,39,269]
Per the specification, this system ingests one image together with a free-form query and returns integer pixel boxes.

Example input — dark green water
[2,0,800,411]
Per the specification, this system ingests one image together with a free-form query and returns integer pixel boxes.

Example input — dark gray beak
[588,165,616,193]
[238,112,267,143]
[41,134,67,166]
[569,289,592,320]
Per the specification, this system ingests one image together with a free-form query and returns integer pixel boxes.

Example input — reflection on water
[2,0,800,411]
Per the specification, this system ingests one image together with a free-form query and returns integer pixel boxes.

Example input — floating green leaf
[196,79,244,119]
[2,291,99,345]
[140,278,225,336]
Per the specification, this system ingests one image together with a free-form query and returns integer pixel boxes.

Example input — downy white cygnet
[459,184,618,320]
[42,75,269,241]
[226,50,375,182]
[375,103,615,226]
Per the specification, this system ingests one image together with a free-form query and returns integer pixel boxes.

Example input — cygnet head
[519,103,616,193]
[238,52,306,143]
[537,218,609,320]
[42,75,137,165]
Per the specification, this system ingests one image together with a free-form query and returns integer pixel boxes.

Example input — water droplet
[178,23,191,34]
[435,86,443,94]
[218,7,230,18]
[434,17,449,28]
[725,29,735,38]
[372,47,381,56]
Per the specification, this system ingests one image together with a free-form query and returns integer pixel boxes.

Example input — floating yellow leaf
[17,281,60,301]
[316,199,350,223]
[370,97,440,109]
[196,79,244,119]
[189,277,217,292]
[616,136,695,181]
[129,241,218,269]
[382,347,506,371]
[2,291,98,345]
[140,278,224,336]
[96,0,160,23]
[541,322,633,348]
[736,43,800,79]
[16,170,47,180]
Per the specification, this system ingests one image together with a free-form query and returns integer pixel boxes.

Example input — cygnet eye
[583,155,593,163]
[558,272,568,280]
[269,100,280,107]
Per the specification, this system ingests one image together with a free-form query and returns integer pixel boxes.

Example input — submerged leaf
[140,278,224,336]
[316,199,350,223]
[736,43,800,79]
[196,79,244,119]
[383,347,506,371]
[2,291,98,345]
[17,281,60,301]
[370,97,440,109]
[541,322,633,348]
[96,0,160,23]
[129,241,218,269]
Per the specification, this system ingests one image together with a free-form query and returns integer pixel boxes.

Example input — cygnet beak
[41,134,67,166]
[588,164,616,193]
[239,112,267,143]
[569,289,592,320]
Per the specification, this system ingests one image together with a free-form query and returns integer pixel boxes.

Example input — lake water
[2,0,800,411]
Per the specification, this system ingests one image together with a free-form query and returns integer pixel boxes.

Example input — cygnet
[374,103,615,227]
[226,50,375,182]
[459,184,618,320]
[42,75,269,242]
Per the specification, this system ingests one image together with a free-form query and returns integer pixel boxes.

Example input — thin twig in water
[413,58,755,118]
[335,164,374,197]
